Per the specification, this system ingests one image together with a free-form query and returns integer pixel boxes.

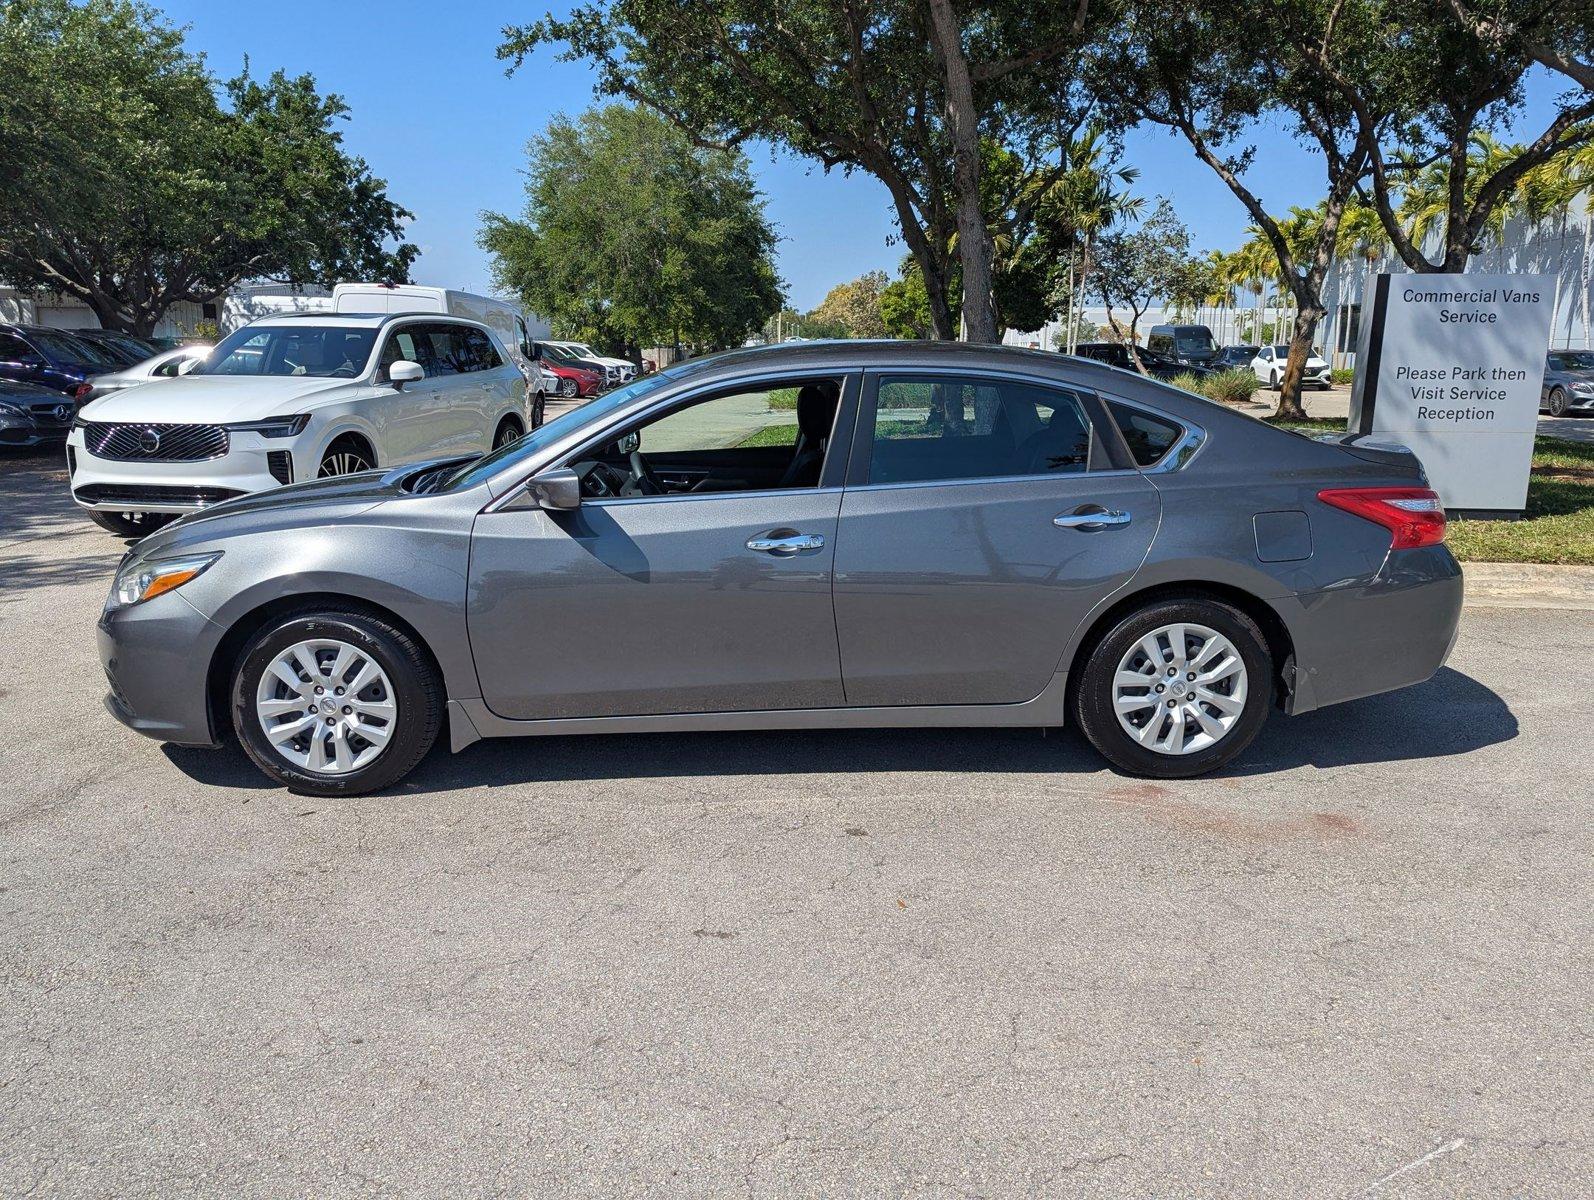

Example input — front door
[832,370,1161,707]
[468,373,856,720]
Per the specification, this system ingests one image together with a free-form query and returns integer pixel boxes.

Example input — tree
[501,1,1097,343]
[1090,199,1191,368]
[809,270,890,338]
[879,256,956,339]
[479,105,783,353]
[0,0,415,335]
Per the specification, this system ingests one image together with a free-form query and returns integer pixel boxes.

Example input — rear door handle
[746,530,826,555]
[1054,507,1131,531]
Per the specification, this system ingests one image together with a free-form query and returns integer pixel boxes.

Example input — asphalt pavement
[2,446,1590,1197]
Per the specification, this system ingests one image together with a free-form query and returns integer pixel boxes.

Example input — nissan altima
[97,341,1462,795]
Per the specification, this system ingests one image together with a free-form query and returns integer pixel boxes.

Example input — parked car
[71,328,163,366]
[0,377,78,449]
[333,283,550,427]
[540,348,605,398]
[1147,324,1218,367]
[0,323,123,399]
[80,344,214,402]
[96,340,1461,797]
[1072,342,1214,383]
[1210,345,1261,370]
[1251,344,1331,389]
[1540,349,1594,417]
[546,339,634,387]
[67,313,529,537]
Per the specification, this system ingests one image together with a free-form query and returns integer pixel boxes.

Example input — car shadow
[159,666,1516,796]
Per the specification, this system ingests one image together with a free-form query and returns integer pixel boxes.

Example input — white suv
[67,313,528,536]
[1250,344,1332,390]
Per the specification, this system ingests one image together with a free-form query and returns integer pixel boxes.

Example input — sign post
[1349,273,1553,516]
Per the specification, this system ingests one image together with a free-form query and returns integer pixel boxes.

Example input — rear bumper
[98,592,223,747]
[1283,545,1464,715]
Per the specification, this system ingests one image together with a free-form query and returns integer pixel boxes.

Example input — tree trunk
[1274,306,1324,421]
[927,0,998,344]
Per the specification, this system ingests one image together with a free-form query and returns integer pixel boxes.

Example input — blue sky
[158,0,1570,311]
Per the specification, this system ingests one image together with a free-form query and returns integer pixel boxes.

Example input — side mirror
[176,357,200,376]
[389,360,424,390]
[526,467,581,511]
[616,430,640,455]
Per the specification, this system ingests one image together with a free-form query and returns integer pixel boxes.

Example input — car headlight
[106,552,221,612]
[224,415,310,438]
[0,401,23,421]
[1572,382,1594,395]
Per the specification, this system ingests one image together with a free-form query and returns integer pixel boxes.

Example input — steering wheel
[330,364,359,379]
[627,447,665,496]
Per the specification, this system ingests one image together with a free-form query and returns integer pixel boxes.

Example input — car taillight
[1317,487,1446,549]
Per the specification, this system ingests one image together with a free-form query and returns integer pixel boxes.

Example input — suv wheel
[233,610,442,796]
[1546,386,1570,417]
[86,510,177,537]
[493,416,523,449]
[531,391,547,429]
[1072,597,1273,778]
[318,440,375,478]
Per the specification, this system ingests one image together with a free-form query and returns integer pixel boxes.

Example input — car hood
[78,375,365,423]
[133,465,420,558]
[1554,366,1594,382]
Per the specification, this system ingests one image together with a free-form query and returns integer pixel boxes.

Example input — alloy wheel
[494,422,521,449]
[318,449,373,477]
[1112,622,1249,756]
[254,638,397,775]
[561,378,577,397]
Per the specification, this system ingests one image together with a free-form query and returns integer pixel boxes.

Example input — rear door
[832,370,1160,707]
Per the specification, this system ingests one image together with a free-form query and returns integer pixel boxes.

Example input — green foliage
[1091,198,1191,340]
[1203,367,1260,404]
[0,0,414,334]
[480,105,783,351]
[1330,367,1356,385]
[1168,371,1205,395]
[1051,315,1101,349]
[879,258,957,340]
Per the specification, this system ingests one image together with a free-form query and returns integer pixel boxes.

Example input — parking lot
[2,446,1590,1197]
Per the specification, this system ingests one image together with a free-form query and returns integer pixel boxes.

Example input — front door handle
[1054,507,1132,531]
[746,530,826,555]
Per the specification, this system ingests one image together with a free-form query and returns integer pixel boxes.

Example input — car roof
[244,311,492,331]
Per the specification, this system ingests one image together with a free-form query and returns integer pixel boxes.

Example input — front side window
[864,375,1094,485]
[459,327,502,373]
[200,325,376,378]
[0,333,35,361]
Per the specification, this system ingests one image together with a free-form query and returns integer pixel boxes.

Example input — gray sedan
[97,341,1462,796]
[1540,349,1594,417]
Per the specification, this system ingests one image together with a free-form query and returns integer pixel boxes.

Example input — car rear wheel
[531,392,547,429]
[1072,597,1273,778]
[86,510,178,537]
[1546,386,1570,417]
[232,610,442,796]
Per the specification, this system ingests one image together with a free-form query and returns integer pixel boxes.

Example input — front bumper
[1283,545,1464,714]
[0,424,68,447]
[98,589,224,747]
[68,429,294,513]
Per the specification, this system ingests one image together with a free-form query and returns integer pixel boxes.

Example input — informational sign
[1348,273,1554,514]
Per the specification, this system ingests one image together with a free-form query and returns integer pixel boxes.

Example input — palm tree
[1224,229,1278,345]
[1331,199,1390,364]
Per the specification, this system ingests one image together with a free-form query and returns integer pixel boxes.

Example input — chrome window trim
[582,485,845,509]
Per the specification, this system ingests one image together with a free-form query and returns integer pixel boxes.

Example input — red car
[541,358,604,398]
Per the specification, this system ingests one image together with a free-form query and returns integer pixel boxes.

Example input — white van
[332,283,553,425]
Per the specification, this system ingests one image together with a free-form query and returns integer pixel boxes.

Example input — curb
[1462,562,1594,610]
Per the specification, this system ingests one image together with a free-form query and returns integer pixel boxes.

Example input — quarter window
[864,375,1094,485]
[1107,401,1183,467]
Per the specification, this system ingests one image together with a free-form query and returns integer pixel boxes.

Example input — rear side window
[1108,401,1183,467]
[865,375,1094,485]
[459,327,502,372]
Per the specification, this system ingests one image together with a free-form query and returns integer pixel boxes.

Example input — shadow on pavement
[159,665,1515,796]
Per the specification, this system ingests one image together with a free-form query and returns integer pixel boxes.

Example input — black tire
[86,509,177,537]
[232,609,442,797]
[318,437,376,478]
[1546,387,1570,418]
[493,415,523,449]
[531,392,547,429]
[1270,370,1281,391]
[1072,596,1274,779]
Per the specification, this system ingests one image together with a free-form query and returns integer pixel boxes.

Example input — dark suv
[1071,342,1214,383]
[0,324,122,399]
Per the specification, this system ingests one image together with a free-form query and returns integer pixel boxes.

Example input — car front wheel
[232,609,442,796]
[1546,387,1570,417]
[1072,597,1273,778]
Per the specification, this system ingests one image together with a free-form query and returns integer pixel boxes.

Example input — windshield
[440,368,683,491]
[543,348,590,370]
[194,325,378,378]
[1175,333,1213,352]
[34,330,118,367]
[1551,351,1594,370]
